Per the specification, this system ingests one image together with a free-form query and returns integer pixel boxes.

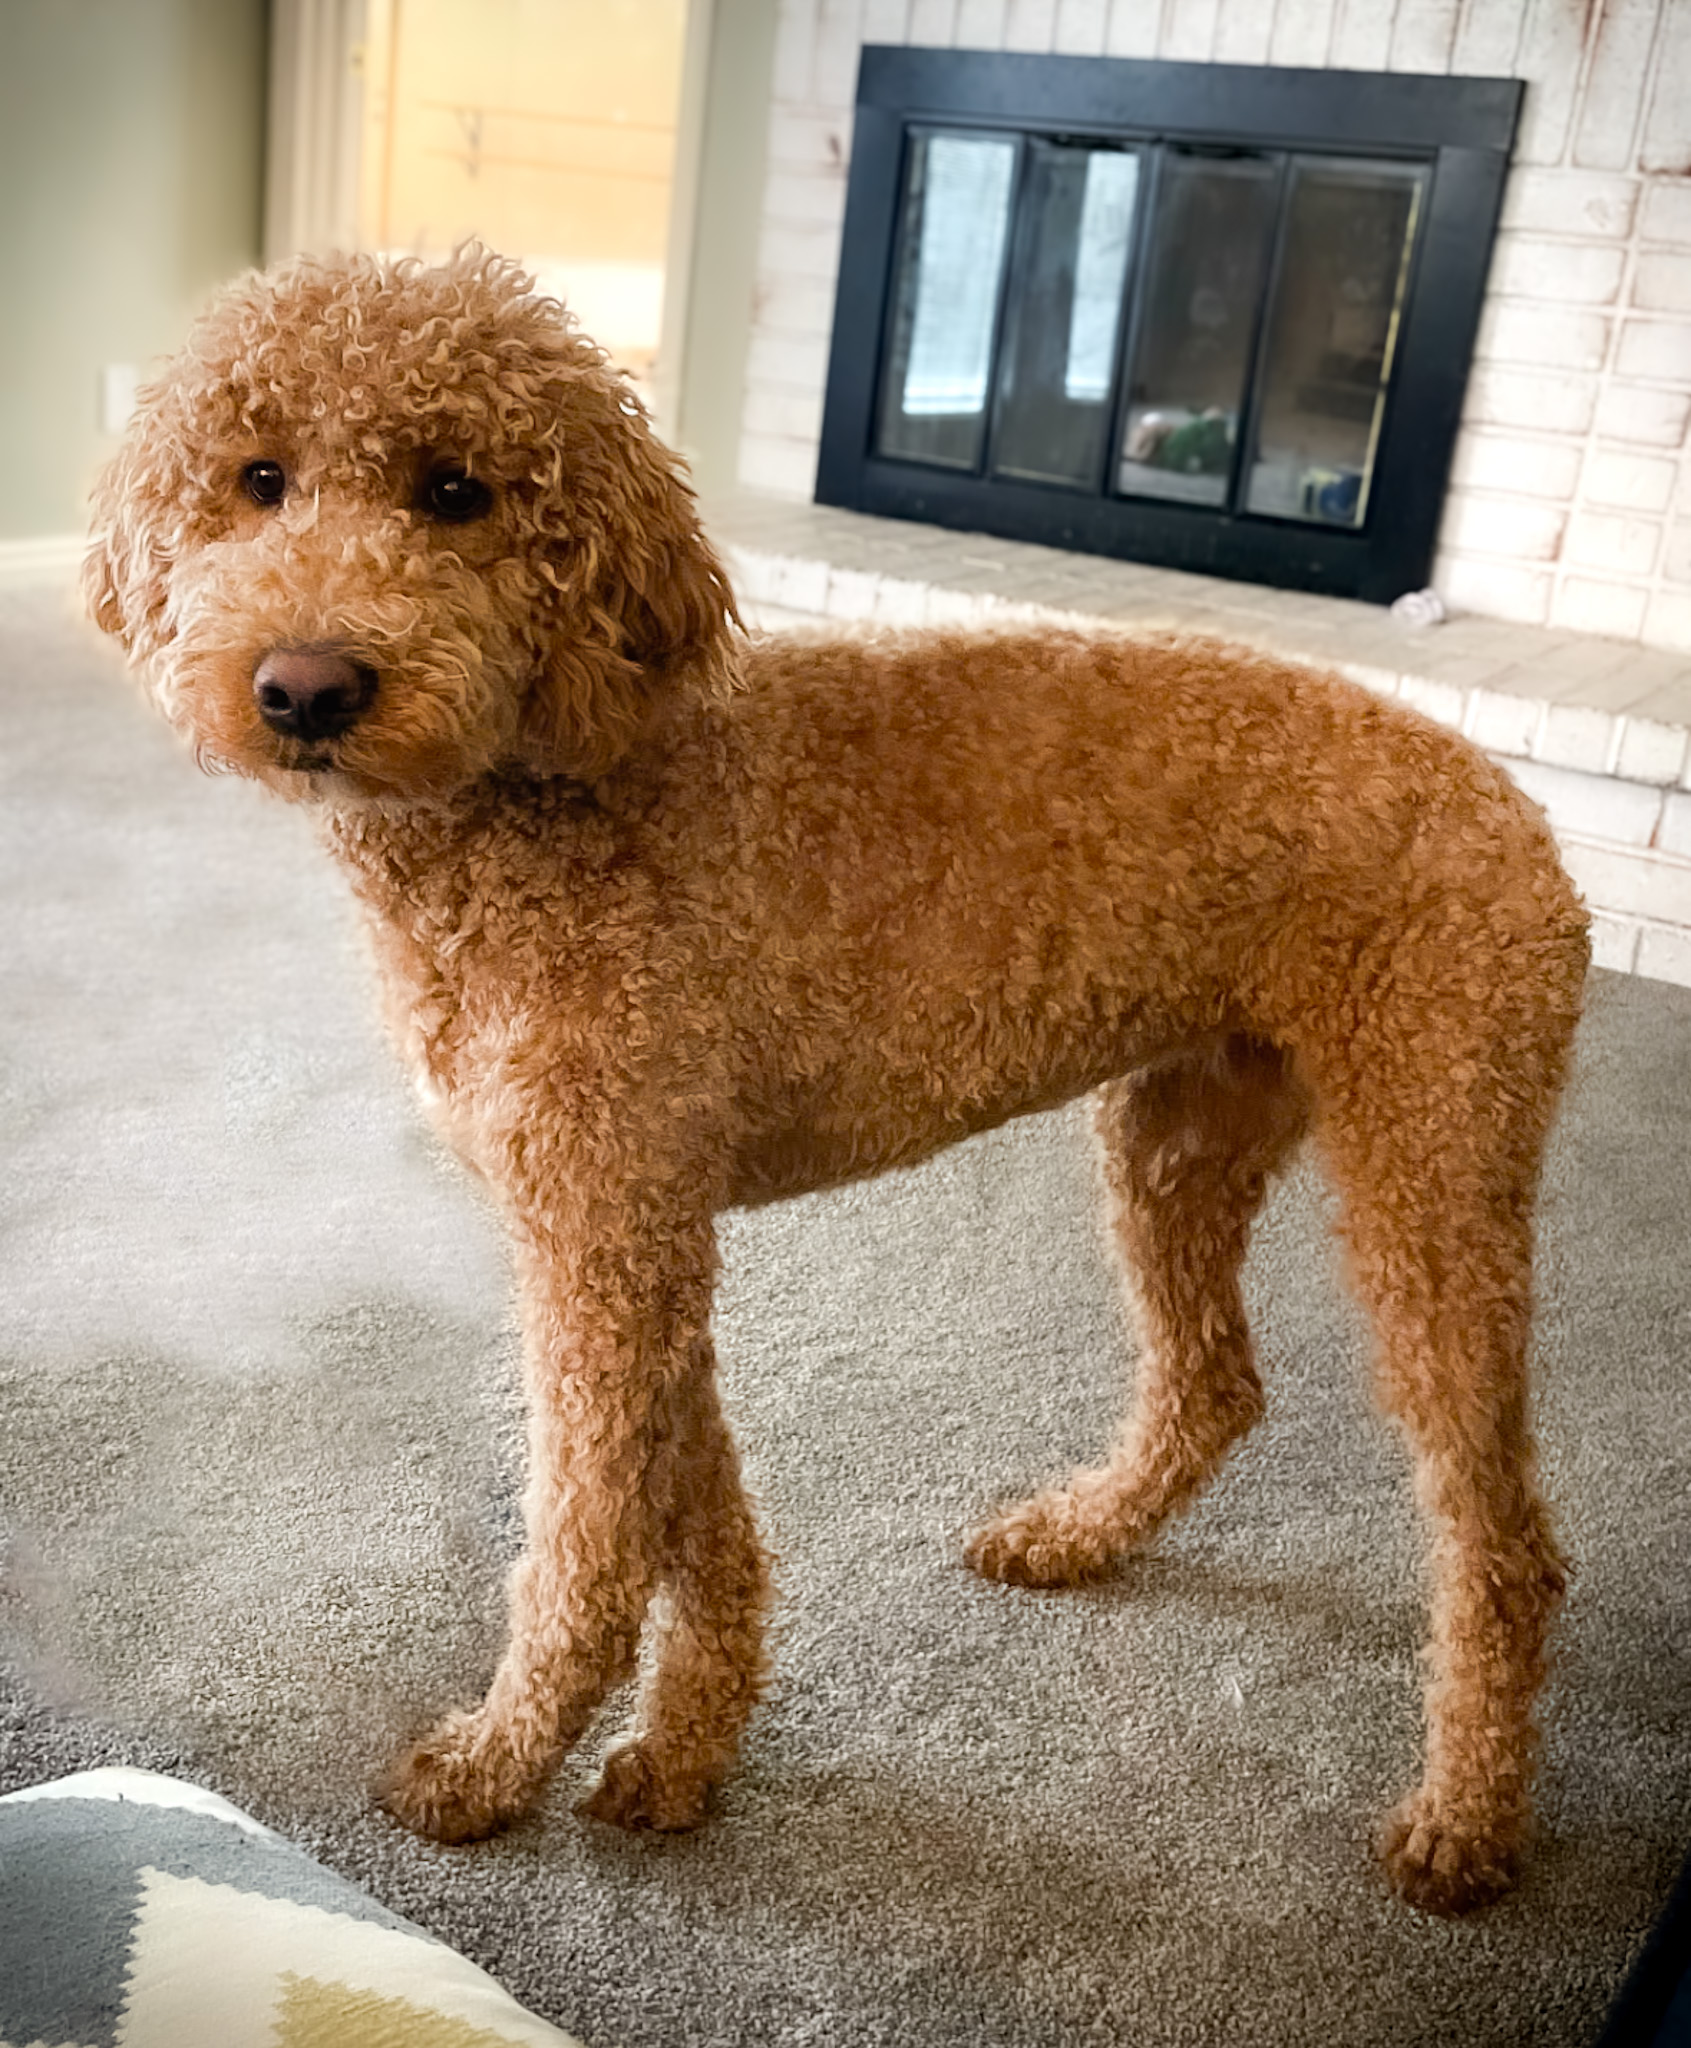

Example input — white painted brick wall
[1503,761,1665,847]
[909,0,956,44]
[1053,0,1106,53]
[743,386,828,442]
[1616,318,1691,381]
[1642,182,1691,246]
[1638,925,1691,984]
[1582,448,1678,513]
[1433,552,1553,624]
[1553,575,1649,639]
[1501,168,1638,238]
[1489,234,1626,306]
[1641,1,1691,177]
[737,0,1691,653]
[1562,841,1690,927]
[1538,702,1619,774]
[1466,686,1543,757]
[740,434,819,496]
[1104,0,1161,59]
[1615,715,1690,787]
[1439,489,1566,561]
[1449,431,1582,501]
[1634,253,1691,316]
[1589,912,1640,973]
[1563,510,1663,579]
[1659,788,1691,858]
[1646,590,1691,654]
[1575,0,1658,172]
[1476,301,1611,374]
[1462,365,1598,437]
[1593,381,1691,448]
[1451,0,1524,78]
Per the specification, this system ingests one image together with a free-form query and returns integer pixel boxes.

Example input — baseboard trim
[0,535,83,586]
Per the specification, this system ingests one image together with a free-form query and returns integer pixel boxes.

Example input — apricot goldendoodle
[86,247,1589,1916]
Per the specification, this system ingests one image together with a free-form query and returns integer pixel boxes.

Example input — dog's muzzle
[253,645,377,745]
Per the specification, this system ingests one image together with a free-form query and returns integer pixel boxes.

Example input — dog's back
[649,626,1588,1204]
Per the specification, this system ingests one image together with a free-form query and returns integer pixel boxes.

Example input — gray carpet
[2,581,1689,2046]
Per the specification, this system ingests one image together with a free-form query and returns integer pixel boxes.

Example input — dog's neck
[316,770,615,917]
[310,770,637,1101]
[308,692,724,976]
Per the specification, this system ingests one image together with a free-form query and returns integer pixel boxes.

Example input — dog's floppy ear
[83,391,178,667]
[517,327,742,781]
[84,459,144,655]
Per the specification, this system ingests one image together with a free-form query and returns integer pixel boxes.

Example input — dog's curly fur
[86,245,1590,1915]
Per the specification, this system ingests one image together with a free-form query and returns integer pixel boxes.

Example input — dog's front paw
[964,1493,1111,1588]
[382,1708,542,1845]
[578,1739,715,1833]
[1377,1794,1519,1916]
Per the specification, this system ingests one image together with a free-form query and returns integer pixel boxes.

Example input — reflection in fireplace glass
[1116,150,1279,507]
[867,124,1438,539]
[1244,160,1426,527]
[874,131,1016,470]
[990,142,1140,488]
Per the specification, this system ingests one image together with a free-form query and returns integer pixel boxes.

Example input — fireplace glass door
[989,139,1140,488]
[1241,158,1426,528]
[819,51,1520,602]
[874,125,1428,528]
[874,130,1017,470]
[1116,149,1279,506]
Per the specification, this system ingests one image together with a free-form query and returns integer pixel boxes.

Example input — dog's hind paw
[382,1708,543,1845]
[1377,1795,1519,1916]
[963,1492,1114,1588]
[578,1740,715,1832]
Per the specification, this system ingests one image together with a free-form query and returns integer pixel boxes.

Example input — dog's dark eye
[420,463,494,525]
[241,459,287,506]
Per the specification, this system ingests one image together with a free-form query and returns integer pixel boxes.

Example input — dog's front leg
[384,1171,759,1843]
[579,1327,773,1831]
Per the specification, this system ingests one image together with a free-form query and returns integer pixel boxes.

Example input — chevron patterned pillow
[0,1769,584,2047]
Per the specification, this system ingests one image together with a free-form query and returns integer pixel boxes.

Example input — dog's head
[85,245,739,798]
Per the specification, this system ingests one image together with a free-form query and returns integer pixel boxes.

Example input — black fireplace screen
[816,51,1522,604]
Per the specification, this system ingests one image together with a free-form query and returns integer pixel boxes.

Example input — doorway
[358,0,688,398]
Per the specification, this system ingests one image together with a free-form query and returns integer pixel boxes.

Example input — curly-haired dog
[86,247,1588,1916]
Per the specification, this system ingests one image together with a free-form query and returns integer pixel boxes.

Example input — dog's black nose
[253,646,377,743]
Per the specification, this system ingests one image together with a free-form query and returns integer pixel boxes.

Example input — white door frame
[263,0,367,263]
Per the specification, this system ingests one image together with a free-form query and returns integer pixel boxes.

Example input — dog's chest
[329,802,638,1114]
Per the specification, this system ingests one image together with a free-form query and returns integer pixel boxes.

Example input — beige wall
[0,0,772,538]
[0,0,267,543]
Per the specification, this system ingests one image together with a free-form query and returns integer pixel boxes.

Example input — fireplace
[815,50,1522,606]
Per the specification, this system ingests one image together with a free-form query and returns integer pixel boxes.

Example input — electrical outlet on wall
[99,364,141,436]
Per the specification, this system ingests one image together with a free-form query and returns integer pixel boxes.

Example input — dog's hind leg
[1310,1026,1571,1916]
[581,1337,774,1831]
[967,1033,1309,1588]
